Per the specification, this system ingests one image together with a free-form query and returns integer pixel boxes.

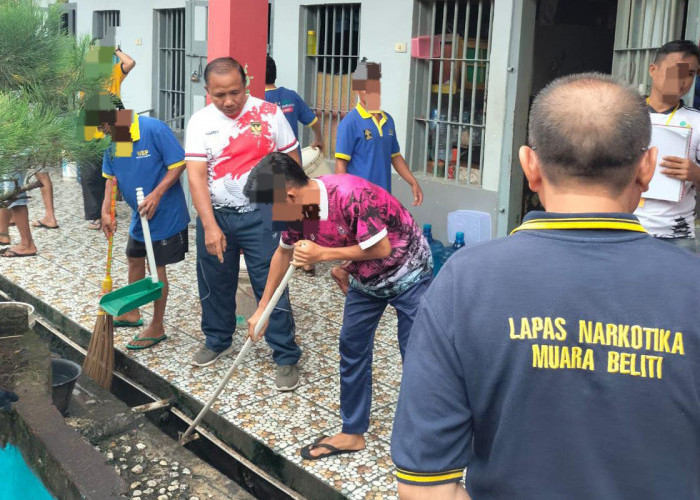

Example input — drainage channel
[30,315,306,500]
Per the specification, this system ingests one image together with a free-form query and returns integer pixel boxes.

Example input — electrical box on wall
[395,42,407,53]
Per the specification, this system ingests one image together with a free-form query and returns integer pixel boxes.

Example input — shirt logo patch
[389,129,394,136]
[136,149,150,158]
[364,129,373,140]
[250,121,262,136]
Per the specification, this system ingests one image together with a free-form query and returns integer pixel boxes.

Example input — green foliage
[0,0,110,192]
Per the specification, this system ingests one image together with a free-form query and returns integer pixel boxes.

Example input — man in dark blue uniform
[391,73,700,499]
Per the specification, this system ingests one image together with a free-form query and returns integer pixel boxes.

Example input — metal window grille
[94,10,120,40]
[157,9,186,133]
[59,3,77,36]
[301,4,361,157]
[613,0,689,95]
[408,0,494,187]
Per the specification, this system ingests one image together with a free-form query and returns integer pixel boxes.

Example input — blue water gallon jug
[423,223,444,276]
[440,231,465,269]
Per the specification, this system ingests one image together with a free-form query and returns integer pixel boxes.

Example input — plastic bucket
[51,358,81,416]
[447,210,492,244]
[0,302,35,328]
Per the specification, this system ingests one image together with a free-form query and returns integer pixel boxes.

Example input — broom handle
[103,183,118,294]
[180,263,297,443]
[135,187,158,283]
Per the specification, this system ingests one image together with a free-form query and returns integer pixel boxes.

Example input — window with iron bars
[156,9,186,134]
[300,4,361,157]
[612,0,689,96]
[408,0,493,187]
[93,10,120,41]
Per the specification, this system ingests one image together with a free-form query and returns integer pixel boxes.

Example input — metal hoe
[179,262,298,445]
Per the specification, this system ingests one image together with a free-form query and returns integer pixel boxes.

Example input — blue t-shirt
[392,211,700,499]
[103,116,189,242]
[335,103,400,192]
[264,87,317,157]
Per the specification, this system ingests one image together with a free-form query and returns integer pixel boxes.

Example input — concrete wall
[71,0,186,116]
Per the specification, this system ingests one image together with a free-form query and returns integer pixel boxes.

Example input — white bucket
[0,301,36,328]
[61,159,78,179]
[447,210,492,245]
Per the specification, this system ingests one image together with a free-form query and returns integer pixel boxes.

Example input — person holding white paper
[635,40,700,252]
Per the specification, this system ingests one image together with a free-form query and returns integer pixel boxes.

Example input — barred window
[408,0,494,186]
[300,4,361,157]
[156,9,186,133]
[93,10,120,41]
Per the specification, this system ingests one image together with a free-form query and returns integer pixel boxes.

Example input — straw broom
[83,183,117,389]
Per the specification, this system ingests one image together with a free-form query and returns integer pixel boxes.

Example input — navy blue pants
[339,276,432,434]
[196,208,301,365]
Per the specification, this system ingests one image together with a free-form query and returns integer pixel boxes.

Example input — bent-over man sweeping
[244,152,432,459]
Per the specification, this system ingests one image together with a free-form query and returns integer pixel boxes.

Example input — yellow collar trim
[129,113,140,142]
[511,217,647,235]
[355,103,387,136]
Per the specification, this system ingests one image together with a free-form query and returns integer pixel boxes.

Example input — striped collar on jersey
[511,212,647,234]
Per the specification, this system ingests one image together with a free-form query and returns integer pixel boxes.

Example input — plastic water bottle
[423,224,444,276]
[440,231,465,269]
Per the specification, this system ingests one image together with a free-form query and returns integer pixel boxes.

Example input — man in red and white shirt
[185,57,302,391]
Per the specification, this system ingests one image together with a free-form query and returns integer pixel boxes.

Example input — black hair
[528,72,651,192]
[654,40,700,64]
[204,57,247,85]
[243,152,310,203]
[266,55,276,85]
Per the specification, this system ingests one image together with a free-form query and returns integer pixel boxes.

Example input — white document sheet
[645,124,691,202]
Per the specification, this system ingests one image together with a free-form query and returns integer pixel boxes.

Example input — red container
[411,36,440,59]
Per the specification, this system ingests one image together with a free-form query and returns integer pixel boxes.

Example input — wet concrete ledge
[0,308,126,500]
[0,274,346,500]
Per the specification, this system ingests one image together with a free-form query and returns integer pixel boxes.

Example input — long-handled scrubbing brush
[83,183,117,389]
[179,262,298,445]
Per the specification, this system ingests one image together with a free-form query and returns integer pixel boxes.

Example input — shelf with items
[414,35,489,92]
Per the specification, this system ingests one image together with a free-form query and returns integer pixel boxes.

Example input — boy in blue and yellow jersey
[335,59,422,198]
[332,60,423,293]
[99,109,189,349]
[392,74,700,499]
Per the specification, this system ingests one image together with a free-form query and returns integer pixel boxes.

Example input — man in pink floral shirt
[244,152,432,460]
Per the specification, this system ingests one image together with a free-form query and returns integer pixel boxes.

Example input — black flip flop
[0,248,36,258]
[32,220,59,229]
[300,435,361,460]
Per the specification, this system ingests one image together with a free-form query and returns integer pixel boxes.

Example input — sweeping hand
[247,306,269,342]
[101,213,117,238]
[205,225,227,264]
[292,240,324,266]
[138,190,163,220]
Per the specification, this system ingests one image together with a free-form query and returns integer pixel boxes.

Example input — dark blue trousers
[339,276,432,434]
[196,208,301,365]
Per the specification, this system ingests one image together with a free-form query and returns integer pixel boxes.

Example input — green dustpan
[99,186,164,317]
[100,278,164,316]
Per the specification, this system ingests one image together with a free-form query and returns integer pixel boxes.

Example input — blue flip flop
[126,334,167,350]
